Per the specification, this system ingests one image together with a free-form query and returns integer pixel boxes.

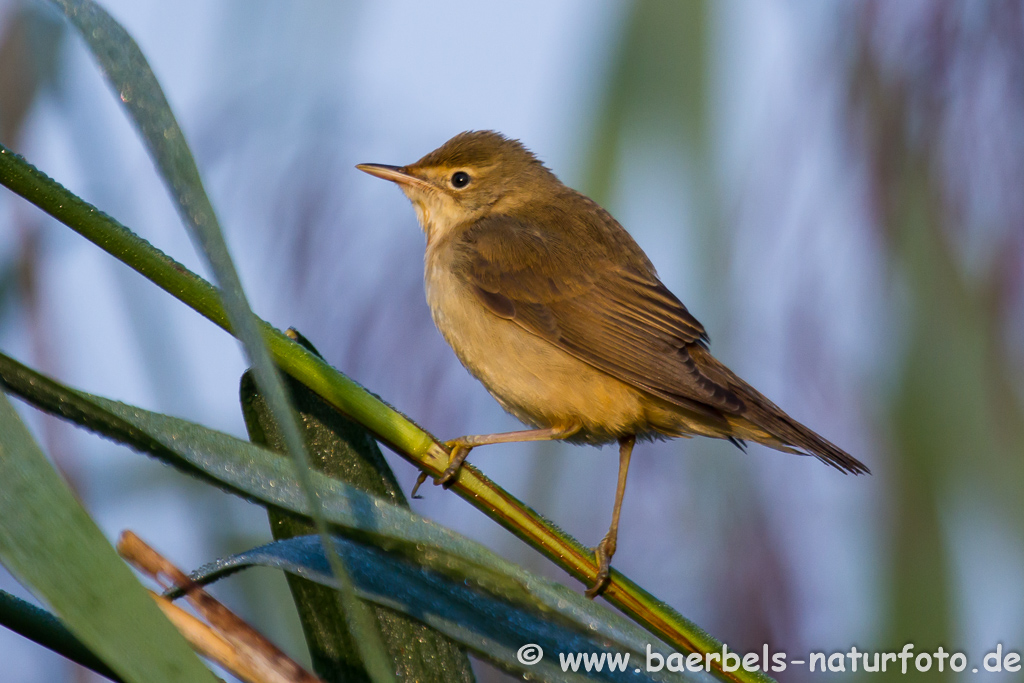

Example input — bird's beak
[356,163,434,193]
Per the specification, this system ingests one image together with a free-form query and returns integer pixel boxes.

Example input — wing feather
[453,212,744,413]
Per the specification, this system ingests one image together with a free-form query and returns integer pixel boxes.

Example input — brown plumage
[358,131,868,596]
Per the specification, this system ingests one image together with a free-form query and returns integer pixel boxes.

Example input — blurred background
[1,1,1022,681]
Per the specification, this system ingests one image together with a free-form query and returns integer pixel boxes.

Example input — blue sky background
[1,2,1022,681]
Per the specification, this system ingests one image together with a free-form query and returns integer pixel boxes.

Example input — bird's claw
[585,536,616,599]
[410,471,429,499]
[438,441,472,489]
[409,441,473,498]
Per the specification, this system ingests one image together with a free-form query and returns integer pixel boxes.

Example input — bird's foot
[410,440,474,498]
[438,440,473,489]
[585,534,617,599]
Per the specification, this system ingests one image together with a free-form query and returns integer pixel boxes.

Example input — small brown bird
[358,131,868,596]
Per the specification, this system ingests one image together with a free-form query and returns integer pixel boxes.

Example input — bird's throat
[414,198,466,246]
[411,200,433,239]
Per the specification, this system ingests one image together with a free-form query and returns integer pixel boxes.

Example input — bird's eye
[450,171,471,189]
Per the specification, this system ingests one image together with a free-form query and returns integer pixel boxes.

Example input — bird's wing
[452,213,744,413]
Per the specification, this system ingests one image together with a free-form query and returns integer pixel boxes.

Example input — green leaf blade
[48,2,395,678]
[0,391,217,683]
[0,589,122,682]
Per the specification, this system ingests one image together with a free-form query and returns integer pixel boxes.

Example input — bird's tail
[690,346,870,475]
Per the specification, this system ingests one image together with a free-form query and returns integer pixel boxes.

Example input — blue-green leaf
[188,536,712,683]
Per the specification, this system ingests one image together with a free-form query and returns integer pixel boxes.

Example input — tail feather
[690,347,870,475]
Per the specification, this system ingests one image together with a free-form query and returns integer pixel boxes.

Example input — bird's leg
[416,423,581,496]
[439,423,581,486]
[586,435,635,599]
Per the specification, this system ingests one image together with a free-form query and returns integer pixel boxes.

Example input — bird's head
[357,130,556,241]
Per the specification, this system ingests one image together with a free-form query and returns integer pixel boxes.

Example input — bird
[357,131,868,597]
